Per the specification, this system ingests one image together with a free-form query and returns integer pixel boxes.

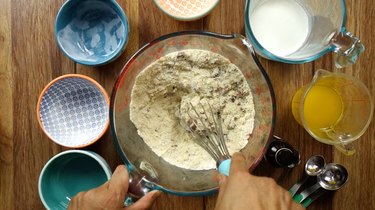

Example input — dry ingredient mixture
[130,49,255,170]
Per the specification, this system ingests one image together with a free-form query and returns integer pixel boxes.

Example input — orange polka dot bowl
[153,0,220,21]
[37,74,110,148]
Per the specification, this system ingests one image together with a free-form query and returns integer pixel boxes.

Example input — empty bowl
[37,74,109,148]
[153,0,220,21]
[55,0,129,65]
[38,150,112,209]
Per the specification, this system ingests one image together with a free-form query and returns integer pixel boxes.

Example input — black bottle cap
[265,135,301,168]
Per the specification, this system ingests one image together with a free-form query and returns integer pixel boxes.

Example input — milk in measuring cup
[249,0,310,57]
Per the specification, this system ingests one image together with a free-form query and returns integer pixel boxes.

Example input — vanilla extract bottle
[265,135,300,168]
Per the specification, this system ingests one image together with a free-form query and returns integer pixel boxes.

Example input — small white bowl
[37,74,109,148]
[153,0,220,21]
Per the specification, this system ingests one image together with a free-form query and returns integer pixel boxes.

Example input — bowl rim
[54,0,130,66]
[153,0,221,21]
[38,150,112,209]
[36,74,110,148]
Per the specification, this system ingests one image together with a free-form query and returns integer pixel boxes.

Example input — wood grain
[0,0,13,209]
[332,1,375,210]
[0,0,374,209]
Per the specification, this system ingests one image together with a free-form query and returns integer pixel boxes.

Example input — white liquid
[249,0,310,57]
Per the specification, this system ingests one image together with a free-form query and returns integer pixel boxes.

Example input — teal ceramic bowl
[55,0,129,66]
[38,150,112,209]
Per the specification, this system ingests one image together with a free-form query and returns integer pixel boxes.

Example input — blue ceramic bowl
[55,0,129,66]
[38,150,112,209]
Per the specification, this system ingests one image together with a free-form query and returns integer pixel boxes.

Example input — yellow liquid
[303,85,343,138]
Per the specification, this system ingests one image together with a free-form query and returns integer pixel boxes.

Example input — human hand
[214,153,305,210]
[68,165,162,210]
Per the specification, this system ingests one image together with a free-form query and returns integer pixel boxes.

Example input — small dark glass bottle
[265,135,300,168]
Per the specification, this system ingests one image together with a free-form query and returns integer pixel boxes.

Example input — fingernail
[212,172,219,182]
[233,152,245,159]
[218,175,226,185]
[115,165,128,177]
[120,165,128,172]
[152,190,162,199]
[218,179,224,185]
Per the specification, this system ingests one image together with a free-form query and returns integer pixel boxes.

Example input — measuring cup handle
[334,143,356,156]
[123,166,156,206]
[332,29,365,68]
[323,129,356,156]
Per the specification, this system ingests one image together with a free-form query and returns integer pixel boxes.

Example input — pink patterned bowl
[153,0,220,21]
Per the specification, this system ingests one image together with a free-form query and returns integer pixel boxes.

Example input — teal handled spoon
[293,163,348,205]
[300,188,327,208]
[289,155,326,196]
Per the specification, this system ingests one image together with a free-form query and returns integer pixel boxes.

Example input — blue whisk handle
[218,159,231,176]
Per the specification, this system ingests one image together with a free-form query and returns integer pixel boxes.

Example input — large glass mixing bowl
[110,31,275,196]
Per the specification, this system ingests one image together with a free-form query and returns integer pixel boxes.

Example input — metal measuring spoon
[289,155,326,196]
[293,163,348,204]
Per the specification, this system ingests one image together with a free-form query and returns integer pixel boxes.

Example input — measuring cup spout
[313,69,330,78]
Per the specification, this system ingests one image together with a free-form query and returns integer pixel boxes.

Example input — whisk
[180,101,232,176]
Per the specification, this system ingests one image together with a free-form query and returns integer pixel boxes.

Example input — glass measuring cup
[110,31,275,197]
[292,69,373,155]
[245,0,364,68]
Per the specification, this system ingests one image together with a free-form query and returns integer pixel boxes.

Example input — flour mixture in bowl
[130,49,255,170]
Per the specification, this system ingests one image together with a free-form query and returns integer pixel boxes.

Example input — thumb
[88,165,129,209]
[105,165,129,206]
[229,152,247,174]
[216,174,228,203]
[126,190,162,210]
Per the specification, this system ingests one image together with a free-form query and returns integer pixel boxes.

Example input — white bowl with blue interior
[55,0,129,66]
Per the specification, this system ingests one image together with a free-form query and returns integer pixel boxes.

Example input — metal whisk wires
[182,102,230,162]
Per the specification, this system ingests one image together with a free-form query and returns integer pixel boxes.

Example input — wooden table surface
[1,0,374,209]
